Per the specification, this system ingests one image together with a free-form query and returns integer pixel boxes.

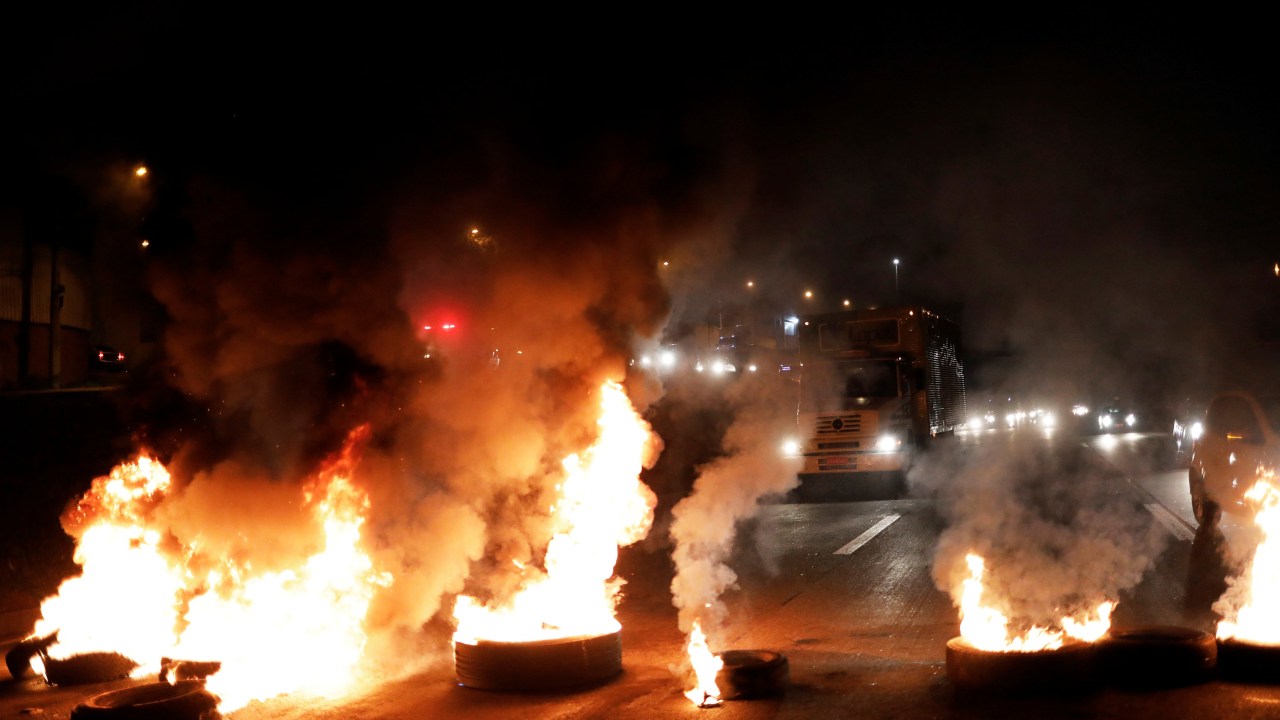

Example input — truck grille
[816,414,871,434]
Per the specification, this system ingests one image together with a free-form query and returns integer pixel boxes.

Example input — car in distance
[1096,404,1138,433]
[1188,391,1280,526]
[89,345,126,372]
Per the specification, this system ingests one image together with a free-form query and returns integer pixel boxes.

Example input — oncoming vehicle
[1188,391,1280,526]
[1096,405,1137,433]
[785,306,966,481]
[89,345,126,372]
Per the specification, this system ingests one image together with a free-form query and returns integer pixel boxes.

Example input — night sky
[9,8,1280,405]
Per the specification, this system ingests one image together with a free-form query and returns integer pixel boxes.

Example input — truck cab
[787,307,965,480]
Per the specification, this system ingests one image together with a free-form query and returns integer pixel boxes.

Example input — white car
[1188,391,1280,526]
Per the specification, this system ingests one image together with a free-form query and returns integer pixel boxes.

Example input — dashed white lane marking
[834,514,901,555]
[1146,503,1195,542]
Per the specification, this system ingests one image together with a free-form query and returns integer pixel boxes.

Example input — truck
[787,306,966,479]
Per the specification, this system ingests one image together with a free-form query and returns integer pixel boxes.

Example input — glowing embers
[1215,466,1280,682]
[452,381,658,689]
[947,554,1113,692]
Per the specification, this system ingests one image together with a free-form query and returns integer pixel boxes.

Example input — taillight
[117,352,125,361]
[98,351,104,360]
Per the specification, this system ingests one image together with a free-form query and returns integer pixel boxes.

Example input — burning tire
[945,637,1098,693]
[70,680,219,720]
[1217,638,1280,682]
[39,650,138,686]
[4,634,55,679]
[1098,626,1216,687]
[715,650,789,700]
[455,631,622,691]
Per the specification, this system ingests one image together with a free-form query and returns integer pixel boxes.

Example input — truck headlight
[874,435,901,453]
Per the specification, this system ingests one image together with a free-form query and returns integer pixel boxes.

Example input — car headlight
[1190,421,1203,440]
[874,435,902,453]
[1099,414,1113,428]
[1125,413,1136,427]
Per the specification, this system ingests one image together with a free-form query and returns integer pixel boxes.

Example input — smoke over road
[925,436,1167,633]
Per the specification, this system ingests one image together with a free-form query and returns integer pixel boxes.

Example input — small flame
[958,553,1113,652]
[1217,466,1280,644]
[682,620,723,707]
[453,380,658,643]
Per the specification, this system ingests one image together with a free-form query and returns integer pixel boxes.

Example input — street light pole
[893,258,900,303]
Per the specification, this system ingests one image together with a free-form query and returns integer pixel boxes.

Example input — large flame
[682,620,723,707]
[28,429,391,714]
[453,380,658,643]
[958,553,1114,651]
[1217,466,1280,644]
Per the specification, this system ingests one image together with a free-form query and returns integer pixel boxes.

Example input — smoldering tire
[715,650,789,699]
[1098,626,1216,687]
[454,631,623,691]
[1217,637,1280,683]
[69,680,219,720]
[946,638,1098,693]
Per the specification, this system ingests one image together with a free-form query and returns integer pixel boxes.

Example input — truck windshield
[801,360,899,412]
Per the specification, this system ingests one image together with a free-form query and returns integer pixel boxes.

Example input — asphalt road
[4,426,1278,719]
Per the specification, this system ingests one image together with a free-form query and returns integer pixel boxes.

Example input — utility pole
[49,241,63,388]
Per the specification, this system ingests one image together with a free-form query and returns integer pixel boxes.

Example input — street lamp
[893,258,900,302]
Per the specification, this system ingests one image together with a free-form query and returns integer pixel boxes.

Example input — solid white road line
[1145,503,1195,542]
[834,514,901,555]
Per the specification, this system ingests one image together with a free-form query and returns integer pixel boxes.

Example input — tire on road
[1217,637,1280,682]
[40,650,138,686]
[455,631,622,692]
[5,634,55,679]
[715,649,788,700]
[1098,626,1216,687]
[69,680,218,720]
[945,637,1098,694]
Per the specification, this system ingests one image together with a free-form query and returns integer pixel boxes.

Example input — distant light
[804,290,813,299]
[424,325,432,331]
[134,165,148,177]
[746,280,755,288]
[893,258,900,266]
[1275,262,1279,277]
[140,239,150,248]
[639,355,653,367]
[842,299,851,307]
[442,323,456,331]
[659,350,677,368]
[781,439,801,457]
[662,260,670,267]
[747,364,758,372]
[471,228,479,235]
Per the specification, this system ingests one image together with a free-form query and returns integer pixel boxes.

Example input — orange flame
[1217,466,1280,644]
[453,380,658,643]
[682,620,723,707]
[958,553,1114,651]
[29,429,390,713]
